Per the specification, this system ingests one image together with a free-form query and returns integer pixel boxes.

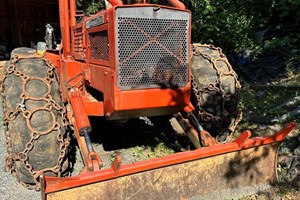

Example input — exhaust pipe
[106,0,124,6]
[167,0,186,9]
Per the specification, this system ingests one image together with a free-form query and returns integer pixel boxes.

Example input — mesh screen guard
[116,7,190,90]
[89,31,109,61]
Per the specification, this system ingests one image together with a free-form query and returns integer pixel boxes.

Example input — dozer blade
[41,123,295,200]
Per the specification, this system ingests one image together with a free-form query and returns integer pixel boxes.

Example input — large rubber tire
[1,48,70,190]
[191,44,242,142]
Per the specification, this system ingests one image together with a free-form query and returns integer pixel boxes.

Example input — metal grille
[116,14,189,90]
[89,31,109,61]
[74,27,84,54]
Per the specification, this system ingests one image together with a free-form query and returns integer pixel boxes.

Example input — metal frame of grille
[89,30,109,61]
[116,7,190,90]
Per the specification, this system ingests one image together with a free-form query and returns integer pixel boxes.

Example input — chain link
[191,44,242,139]
[0,53,70,190]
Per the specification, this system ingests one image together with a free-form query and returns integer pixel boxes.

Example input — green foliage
[190,0,300,54]
[132,143,175,162]
[76,0,105,14]
[253,35,300,56]
[76,0,300,54]
[271,0,300,26]
[240,82,298,118]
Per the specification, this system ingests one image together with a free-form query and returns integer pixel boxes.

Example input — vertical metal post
[70,0,76,27]
[59,0,71,57]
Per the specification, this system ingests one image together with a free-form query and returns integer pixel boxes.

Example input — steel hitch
[171,111,216,148]
[170,102,217,148]
[172,102,216,148]
[186,111,217,147]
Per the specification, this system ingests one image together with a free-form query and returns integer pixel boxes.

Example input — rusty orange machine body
[41,0,295,199]
[47,0,191,122]
[44,0,198,194]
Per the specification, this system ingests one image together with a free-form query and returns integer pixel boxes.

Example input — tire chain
[191,44,242,140]
[0,53,70,190]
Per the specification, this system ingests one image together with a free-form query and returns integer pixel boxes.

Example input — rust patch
[47,143,278,200]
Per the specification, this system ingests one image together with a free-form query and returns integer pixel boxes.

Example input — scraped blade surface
[46,143,279,200]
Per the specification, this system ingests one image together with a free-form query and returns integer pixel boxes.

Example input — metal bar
[172,113,201,148]
[42,123,295,197]
[69,0,76,27]
[63,0,70,55]
[68,101,103,172]
[69,89,91,135]
[59,0,71,57]
[83,129,93,153]
[71,116,90,168]
[186,111,204,132]
[82,101,104,116]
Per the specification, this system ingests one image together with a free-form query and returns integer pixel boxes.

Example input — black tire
[191,44,242,143]
[1,47,70,190]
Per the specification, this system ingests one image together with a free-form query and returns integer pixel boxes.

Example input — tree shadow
[220,143,281,198]
[224,145,272,183]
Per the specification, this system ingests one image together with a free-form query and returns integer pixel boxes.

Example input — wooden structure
[0,0,58,53]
